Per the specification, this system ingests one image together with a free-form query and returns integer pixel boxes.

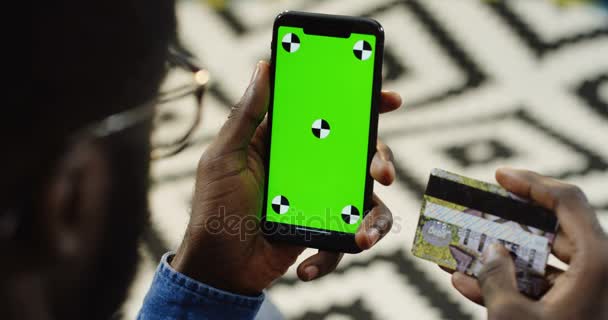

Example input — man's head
[3,0,175,318]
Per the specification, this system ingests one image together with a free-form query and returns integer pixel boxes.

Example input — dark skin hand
[443,168,608,319]
[172,61,402,295]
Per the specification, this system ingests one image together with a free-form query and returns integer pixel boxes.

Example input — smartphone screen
[265,25,377,235]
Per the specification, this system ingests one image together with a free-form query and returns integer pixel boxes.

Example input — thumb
[216,61,270,151]
[478,244,520,307]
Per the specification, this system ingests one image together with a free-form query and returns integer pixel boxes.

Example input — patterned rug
[122,0,608,319]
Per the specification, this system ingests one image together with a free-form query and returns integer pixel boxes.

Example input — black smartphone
[261,11,384,253]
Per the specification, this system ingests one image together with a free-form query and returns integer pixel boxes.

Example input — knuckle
[520,169,542,182]
[197,149,244,179]
[555,184,587,203]
[488,300,519,320]
[230,101,257,124]
[373,208,393,233]
[228,101,244,120]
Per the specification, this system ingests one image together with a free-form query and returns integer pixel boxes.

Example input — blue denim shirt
[138,252,264,320]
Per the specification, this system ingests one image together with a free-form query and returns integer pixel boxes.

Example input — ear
[35,142,111,266]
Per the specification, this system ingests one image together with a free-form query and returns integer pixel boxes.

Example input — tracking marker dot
[312,119,330,139]
[282,33,300,53]
[341,205,360,224]
[271,195,290,214]
[353,40,372,61]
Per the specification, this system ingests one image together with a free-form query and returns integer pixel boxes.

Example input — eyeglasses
[0,46,210,240]
[71,45,210,160]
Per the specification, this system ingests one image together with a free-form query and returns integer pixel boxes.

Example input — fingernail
[482,244,502,263]
[249,61,262,83]
[367,228,380,246]
[304,265,319,281]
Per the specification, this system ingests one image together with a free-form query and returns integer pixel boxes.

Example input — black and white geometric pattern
[311,119,331,139]
[353,39,373,60]
[123,1,608,319]
[341,205,361,225]
[272,195,290,214]
[282,32,301,53]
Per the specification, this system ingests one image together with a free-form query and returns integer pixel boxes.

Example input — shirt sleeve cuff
[138,252,265,320]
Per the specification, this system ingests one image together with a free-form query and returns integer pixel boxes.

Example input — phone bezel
[261,11,384,253]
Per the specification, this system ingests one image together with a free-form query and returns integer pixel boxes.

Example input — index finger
[495,168,601,240]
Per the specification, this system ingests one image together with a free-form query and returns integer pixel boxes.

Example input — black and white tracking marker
[311,119,331,139]
[282,33,300,53]
[271,195,290,214]
[341,205,360,224]
[353,40,372,61]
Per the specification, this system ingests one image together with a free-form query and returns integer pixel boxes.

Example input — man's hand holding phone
[449,168,608,319]
[171,61,402,295]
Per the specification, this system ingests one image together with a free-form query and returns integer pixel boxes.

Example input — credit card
[411,168,559,298]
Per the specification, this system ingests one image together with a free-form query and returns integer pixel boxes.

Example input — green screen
[266,26,376,234]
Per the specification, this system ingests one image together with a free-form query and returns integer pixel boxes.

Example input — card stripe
[425,175,558,232]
